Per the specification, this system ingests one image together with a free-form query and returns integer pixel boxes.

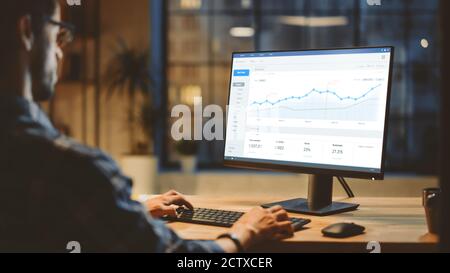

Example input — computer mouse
[322,223,365,238]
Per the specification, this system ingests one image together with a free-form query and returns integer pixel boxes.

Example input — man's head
[0,0,67,101]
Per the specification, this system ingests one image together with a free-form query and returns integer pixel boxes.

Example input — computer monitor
[224,47,394,216]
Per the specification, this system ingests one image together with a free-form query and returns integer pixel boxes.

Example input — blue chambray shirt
[0,95,223,253]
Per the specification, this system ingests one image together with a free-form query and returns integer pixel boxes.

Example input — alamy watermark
[171,97,227,141]
[366,0,382,6]
[66,0,82,6]
[66,241,81,253]
[367,241,381,253]
[170,97,300,141]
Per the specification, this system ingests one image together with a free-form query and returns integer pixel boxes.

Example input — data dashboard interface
[224,48,393,175]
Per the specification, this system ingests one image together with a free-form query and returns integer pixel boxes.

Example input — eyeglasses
[44,16,76,48]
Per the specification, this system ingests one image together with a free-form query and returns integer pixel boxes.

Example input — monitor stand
[262,174,359,216]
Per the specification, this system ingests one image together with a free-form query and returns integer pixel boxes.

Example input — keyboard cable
[337,177,355,198]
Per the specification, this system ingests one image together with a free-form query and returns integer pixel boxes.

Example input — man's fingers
[164,190,194,210]
[166,195,194,210]
[273,210,289,221]
[267,205,284,213]
[160,205,177,217]
[272,220,295,241]
[167,190,180,196]
[277,221,295,237]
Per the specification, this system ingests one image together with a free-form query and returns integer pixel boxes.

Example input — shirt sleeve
[55,140,224,253]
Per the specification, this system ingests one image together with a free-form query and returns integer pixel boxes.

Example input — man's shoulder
[52,136,105,160]
[18,131,126,186]
[50,136,130,194]
[10,126,109,165]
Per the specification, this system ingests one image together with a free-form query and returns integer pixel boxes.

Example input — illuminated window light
[229,27,255,38]
[241,0,251,8]
[279,16,349,27]
[181,85,202,106]
[180,0,202,10]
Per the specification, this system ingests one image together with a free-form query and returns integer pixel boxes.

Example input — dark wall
[440,0,450,252]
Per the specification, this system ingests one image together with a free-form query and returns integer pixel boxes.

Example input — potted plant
[105,39,159,194]
[175,140,198,173]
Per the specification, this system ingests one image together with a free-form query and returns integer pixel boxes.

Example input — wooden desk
[166,196,438,253]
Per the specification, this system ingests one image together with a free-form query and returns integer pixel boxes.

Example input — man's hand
[216,206,294,252]
[145,190,194,218]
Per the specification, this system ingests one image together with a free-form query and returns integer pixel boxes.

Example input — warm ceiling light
[279,16,349,27]
[229,27,255,38]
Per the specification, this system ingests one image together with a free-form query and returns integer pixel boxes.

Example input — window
[158,0,440,174]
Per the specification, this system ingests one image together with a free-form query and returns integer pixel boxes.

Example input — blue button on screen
[234,69,250,77]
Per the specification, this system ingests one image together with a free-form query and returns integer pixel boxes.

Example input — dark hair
[1,0,58,34]
[0,0,58,72]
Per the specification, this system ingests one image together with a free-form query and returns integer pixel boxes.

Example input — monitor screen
[224,47,393,179]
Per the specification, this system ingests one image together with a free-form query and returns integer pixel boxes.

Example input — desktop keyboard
[163,207,311,231]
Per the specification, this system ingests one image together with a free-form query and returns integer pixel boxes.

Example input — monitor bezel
[223,46,395,180]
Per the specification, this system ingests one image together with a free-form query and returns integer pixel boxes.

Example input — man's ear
[17,15,34,52]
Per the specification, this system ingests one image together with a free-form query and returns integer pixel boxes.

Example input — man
[0,0,294,253]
